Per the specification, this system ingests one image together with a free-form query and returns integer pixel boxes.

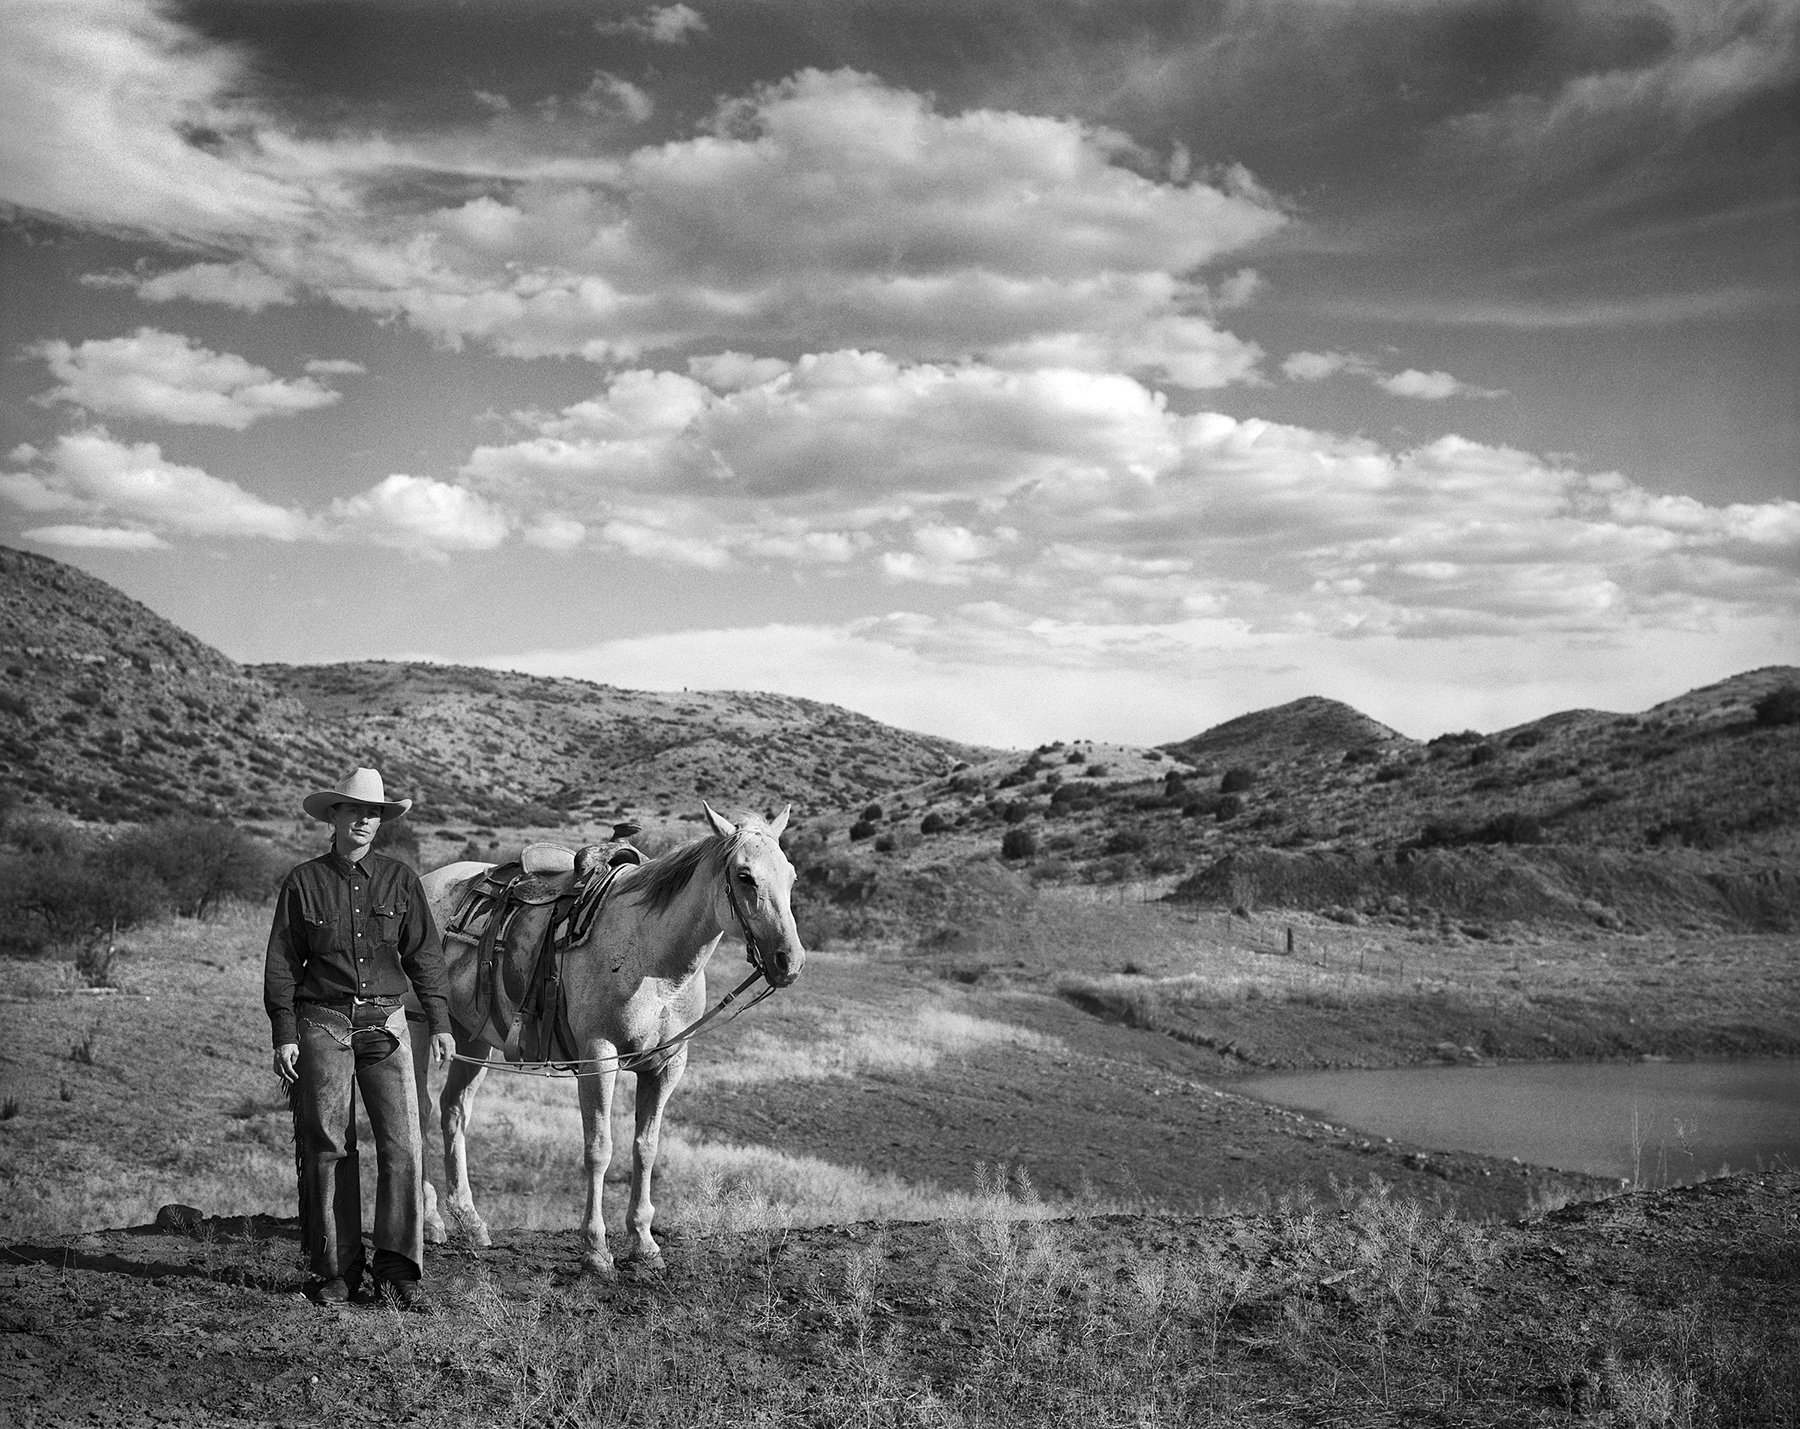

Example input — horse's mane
[623,816,777,916]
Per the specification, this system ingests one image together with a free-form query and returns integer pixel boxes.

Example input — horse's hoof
[424,1222,447,1246]
[580,1252,616,1280]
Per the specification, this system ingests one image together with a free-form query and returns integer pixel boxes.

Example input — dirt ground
[2,1172,1795,1426]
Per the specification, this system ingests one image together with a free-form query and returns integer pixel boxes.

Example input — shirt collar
[326,845,373,878]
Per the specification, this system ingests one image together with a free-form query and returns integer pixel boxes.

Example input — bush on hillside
[1215,794,1244,822]
[1220,767,1257,793]
[919,812,949,835]
[0,850,166,958]
[1001,800,1031,825]
[860,803,884,822]
[848,819,877,842]
[1103,829,1148,855]
[1754,685,1800,727]
[1000,827,1038,860]
[103,816,283,919]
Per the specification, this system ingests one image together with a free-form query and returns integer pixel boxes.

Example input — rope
[445,968,775,1078]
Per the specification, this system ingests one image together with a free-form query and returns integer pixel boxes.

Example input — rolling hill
[0,545,991,828]
[4,543,1795,931]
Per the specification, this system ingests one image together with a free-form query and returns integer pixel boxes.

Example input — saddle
[442,828,643,1065]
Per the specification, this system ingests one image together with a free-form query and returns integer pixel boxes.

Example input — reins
[446,968,775,1077]
[444,861,783,1079]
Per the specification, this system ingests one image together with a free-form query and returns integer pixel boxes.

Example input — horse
[403,802,805,1276]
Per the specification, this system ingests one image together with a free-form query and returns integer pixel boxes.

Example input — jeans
[292,1001,424,1285]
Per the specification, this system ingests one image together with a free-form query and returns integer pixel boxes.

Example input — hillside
[0,546,990,827]
[5,543,1795,932]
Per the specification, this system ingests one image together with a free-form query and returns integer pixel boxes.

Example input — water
[1237,1059,1800,1185]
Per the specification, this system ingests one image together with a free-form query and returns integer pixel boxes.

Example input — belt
[298,994,403,1010]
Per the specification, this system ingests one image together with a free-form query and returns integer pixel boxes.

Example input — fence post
[1285,926,1294,956]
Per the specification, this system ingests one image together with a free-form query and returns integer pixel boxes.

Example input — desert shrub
[1215,794,1243,822]
[873,834,895,853]
[1104,829,1149,855]
[1000,828,1037,860]
[1477,811,1542,844]
[1219,767,1256,793]
[1180,797,1215,818]
[67,687,102,708]
[0,691,29,719]
[1002,800,1031,824]
[1342,746,1380,765]
[1085,764,1109,778]
[1754,685,1800,727]
[103,816,282,919]
[1373,763,1410,782]
[848,820,877,842]
[1065,749,1085,764]
[1507,729,1544,749]
[1467,743,1498,765]
[920,811,949,835]
[1161,772,1186,798]
[0,850,166,958]
[1429,729,1485,747]
[860,803,884,822]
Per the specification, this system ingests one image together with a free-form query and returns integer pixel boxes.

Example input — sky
[0,0,1796,749]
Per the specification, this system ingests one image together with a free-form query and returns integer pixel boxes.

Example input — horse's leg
[576,1061,619,1277]
[439,1040,492,1248]
[621,1047,688,1266]
[408,1018,447,1244]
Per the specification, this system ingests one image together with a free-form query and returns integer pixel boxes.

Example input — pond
[1236,1058,1800,1186]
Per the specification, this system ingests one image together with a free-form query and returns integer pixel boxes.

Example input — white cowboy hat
[301,767,413,823]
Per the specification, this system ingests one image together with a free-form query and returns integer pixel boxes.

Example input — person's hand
[273,1043,299,1084]
[429,1033,457,1067]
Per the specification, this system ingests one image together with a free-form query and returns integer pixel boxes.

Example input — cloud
[1281,349,1368,382]
[463,606,1800,749]
[1375,368,1507,400]
[20,524,168,550]
[83,261,296,311]
[453,353,1800,639]
[4,9,1286,377]
[1,429,313,540]
[31,329,344,429]
[1282,350,1505,399]
[0,0,308,237]
[595,4,709,44]
[573,73,654,123]
[327,474,513,557]
[303,358,366,376]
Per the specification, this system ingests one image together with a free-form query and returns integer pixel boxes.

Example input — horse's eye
[736,870,756,885]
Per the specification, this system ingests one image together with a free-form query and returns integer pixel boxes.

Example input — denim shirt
[263,847,451,1047]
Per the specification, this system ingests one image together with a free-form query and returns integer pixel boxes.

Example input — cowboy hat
[301,767,413,823]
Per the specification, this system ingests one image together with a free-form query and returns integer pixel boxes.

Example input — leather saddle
[442,826,643,1064]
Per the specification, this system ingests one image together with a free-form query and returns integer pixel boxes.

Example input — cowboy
[264,767,455,1309]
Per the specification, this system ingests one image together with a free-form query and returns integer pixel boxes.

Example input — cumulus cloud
[31,329,344,429]
[1,429,312,540]
[20,524,168,550]
[1376,368,1507,400]
[1282,349,1370,382]
[4,7,1287,378]
[451,353,1800,639]
[1282,350,1504,399]
[303,358,366,376]
[96,261,296,311]
[327,474,513,557]
[595,4,709,44]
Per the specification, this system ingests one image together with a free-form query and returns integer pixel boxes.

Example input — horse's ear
[768,804,791,838]
[701,801,736,838]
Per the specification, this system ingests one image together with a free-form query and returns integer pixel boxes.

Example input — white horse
[406,803,805,1276]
